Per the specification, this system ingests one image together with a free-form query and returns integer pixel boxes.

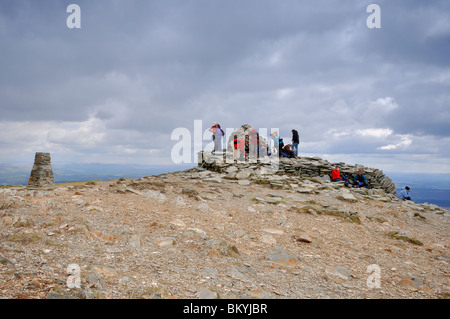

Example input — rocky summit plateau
[0,155,449,299]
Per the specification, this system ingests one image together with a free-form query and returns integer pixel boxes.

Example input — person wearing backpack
[233,135,245,162]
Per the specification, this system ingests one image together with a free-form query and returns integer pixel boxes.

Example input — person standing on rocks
[249,128,259,162]
[209,123,224,153]
[270,131,280,156]
[233,135,245,162]
[291,129,300,157]
[399,186,412,200]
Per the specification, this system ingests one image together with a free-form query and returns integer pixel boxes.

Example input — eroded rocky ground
[1,167,449,299]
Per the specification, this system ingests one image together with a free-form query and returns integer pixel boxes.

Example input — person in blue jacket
[353,169,368,187]
[399,186,412,200]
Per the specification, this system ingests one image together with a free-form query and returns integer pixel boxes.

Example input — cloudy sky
[1,0,449,173]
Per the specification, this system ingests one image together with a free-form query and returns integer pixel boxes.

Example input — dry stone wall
[198,150,397,195]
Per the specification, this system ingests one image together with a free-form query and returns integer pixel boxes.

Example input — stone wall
[197,150,397,195]
[27,152,55,189]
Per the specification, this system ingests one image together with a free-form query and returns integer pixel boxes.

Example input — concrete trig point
[27,152,56,189]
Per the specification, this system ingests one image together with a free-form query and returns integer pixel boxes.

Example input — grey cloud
[0,0,449,171]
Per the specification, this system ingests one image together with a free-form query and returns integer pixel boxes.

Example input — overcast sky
[1,0,449,173]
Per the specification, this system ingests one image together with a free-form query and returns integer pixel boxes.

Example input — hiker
[278,137,285,157]
[209,123,224,152]
[233,135,245,162]
[291,129,300,157]
[353,169,368,187]
[399,186,412,200]
[331,166,349,184]
[270,131,280,156]
[248,128,259,162]
[281,144,296,158]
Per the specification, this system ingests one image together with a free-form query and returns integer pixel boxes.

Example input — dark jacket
[354,173,367,184]
[292,130,299,143]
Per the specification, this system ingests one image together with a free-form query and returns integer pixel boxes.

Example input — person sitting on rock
[281,144,296,158]
[353,169,368,187]
[399,186,412,200]
[331,166,349,184]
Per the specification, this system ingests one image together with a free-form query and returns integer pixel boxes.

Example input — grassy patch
[13,220,34,228]
[386,231,423,246]
[414,212,426,220]
[0,202,16,210]
[288,205,319,215]
[366,216,388,223]
[7,233,43,245]
[288,204,361,223]
[322,209,361,224]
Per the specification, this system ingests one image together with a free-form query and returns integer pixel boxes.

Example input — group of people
[270,129,299,158]
[331,165,414,201]
[209,123,301,161]
[331,166,368,188]
[209,122,413,201]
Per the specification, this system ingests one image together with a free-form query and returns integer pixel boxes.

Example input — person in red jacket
[332,166,342,181]
[233,136,245,162]
[331,166,349,184]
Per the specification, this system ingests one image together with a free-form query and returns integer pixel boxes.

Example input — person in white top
[209,122,224,152]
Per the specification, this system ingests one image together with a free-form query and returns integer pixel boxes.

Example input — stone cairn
[27,152,56,189]
[198,125,397,195]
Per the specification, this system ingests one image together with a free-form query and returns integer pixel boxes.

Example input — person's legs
[233,148,239,162]
[292,142,299,156]
[216,138,222,152]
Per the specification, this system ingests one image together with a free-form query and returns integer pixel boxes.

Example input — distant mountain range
[0,162,196,186]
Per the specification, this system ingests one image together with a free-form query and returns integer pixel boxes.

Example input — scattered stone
[144,190,167,201]
[262,228,284,235]
[154,237,177,248]
[338,189,357,202]
[204,239,240,257]
[170,219,186,227]
[326,265,352,280]
[128,235,142,248]
[203,177,223,184]
[197,203,211,212]
[294,234,313,244]
[265,244,297,267]
[259,234,277,245]
[47,292,80,299]
[196,288,218,299]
